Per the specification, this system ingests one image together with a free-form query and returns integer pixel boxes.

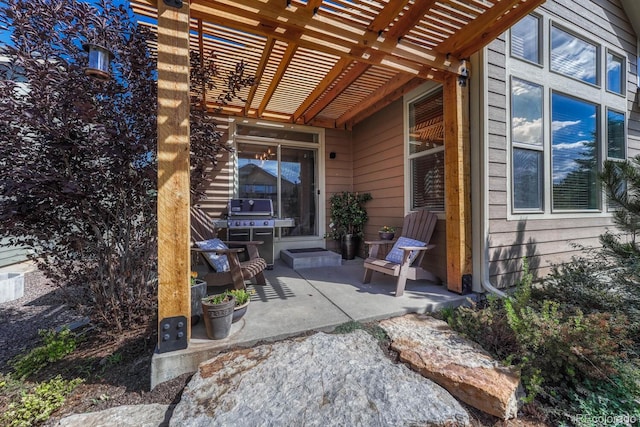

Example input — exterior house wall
[0,239,28,268]
[483,0,639,287]
[324,128,354,253]
[352,99,448,281]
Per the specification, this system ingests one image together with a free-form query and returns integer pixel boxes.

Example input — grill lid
[228,198,273,217]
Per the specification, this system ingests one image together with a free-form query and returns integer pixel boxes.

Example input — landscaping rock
[380,314,521,419]
[54,403,172,427]
[170,330,470,426]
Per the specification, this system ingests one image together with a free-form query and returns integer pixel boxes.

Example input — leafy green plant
[325,192,373,239]
[225,288,252,306]
[1,375,83,427]
[202,293,233,305]
[11,329,77,380]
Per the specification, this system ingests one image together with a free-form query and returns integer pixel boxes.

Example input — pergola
[129,0,546,351]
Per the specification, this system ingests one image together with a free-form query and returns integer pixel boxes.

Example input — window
[607,109,625,160]
[551,25,598,85]
[235,125,319,237]
[606,51,624,94]
[509,14,627,215]
[511,14,541,64]
[551,93,599,211]
[407,87,445,211]
[511,78,544,211]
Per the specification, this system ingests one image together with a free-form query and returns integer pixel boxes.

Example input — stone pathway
[56,314,522,426]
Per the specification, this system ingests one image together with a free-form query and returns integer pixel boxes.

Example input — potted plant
[378,225,396,240]
[201,293,236,339]
[225,288,253,323]
[190,272,207,325]
[325,191,373,260]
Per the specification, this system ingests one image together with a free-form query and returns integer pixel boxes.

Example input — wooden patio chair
[191,207,267,291]
[362,210,440,296]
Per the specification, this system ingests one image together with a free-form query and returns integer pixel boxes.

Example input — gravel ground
[0,267,86,372]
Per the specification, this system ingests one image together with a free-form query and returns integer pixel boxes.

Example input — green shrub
[11,328,77,380]
[1,375,83,427]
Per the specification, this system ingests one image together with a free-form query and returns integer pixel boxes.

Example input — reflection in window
[237,143,317,237]
[551,26,598,85]
[511,78,543,146]
[606,52,624,94]
[408,88,445,211]
[607,110,625,159]
[511,14,541,64]
[513,148,543,210]
[551,93,599,210]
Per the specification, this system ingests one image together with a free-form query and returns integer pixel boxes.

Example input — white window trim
[506,11,628,221]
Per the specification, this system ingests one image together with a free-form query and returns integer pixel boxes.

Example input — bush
[1,375,83,427]
[11,329,78,380]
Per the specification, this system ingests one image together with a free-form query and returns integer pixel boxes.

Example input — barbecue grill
[214,198,294,268]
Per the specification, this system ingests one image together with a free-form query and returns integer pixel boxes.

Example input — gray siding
[0,238,28,268]
[484,0,638,287]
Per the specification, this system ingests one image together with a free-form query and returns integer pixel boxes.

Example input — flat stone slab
[380,314,521,419]
[170,330,470,426]
[280,248,342,269]
[54,404,172,427]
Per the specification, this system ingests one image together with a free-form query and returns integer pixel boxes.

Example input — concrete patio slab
[150,258,474,389]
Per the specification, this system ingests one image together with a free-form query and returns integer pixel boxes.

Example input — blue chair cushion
[195,238,230,272]
[384,237,426,264]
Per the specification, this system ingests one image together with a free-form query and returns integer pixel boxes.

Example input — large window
[407,87,445,211]
[509,14,627,215]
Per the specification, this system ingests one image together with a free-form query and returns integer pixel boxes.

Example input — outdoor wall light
[83,43,113,81]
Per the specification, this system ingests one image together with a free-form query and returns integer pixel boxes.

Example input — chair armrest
[225,240,264,246]
[398,244,435,251]
[191,247,244,254]
[364,239,396,245]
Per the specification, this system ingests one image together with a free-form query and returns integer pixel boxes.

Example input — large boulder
[380,314,521,419]
[170,330,470,426]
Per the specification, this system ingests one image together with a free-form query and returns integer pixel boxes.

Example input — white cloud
[552,119,580,132]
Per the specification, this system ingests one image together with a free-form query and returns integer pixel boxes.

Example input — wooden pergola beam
[156,1,191,350]
[335,74,422,128]
[443,72,472,294]
[257,42,298,118]
[293,57,352,123]
[244,37,276,113]
[302,61,370,123]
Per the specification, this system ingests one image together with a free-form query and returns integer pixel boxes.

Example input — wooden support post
[443,72,472,293]
[157,1,191,350]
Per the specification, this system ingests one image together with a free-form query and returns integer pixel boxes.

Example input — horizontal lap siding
[352,100,447,280]
[485,0,638,288]
[353,100,405,258]
[325,128,353,253]
[0,239,28,268]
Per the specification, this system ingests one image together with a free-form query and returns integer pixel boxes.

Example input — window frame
[506,12,627,219]
[403,81,445,214]
[549,23,600,88]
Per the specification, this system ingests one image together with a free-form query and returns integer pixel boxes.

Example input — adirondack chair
[191,207,267,291]
[362,210,440,296]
